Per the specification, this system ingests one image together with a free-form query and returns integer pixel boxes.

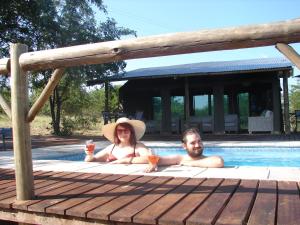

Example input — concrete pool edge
[1,140,300,182]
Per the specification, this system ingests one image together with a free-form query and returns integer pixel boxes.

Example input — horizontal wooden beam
[16,18,300,72]
[0,58,10,74]
[276,43,300,71]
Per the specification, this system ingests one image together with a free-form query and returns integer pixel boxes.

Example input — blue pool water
[38,146,300,167]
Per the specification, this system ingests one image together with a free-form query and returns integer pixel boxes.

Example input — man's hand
[144,163,158,173]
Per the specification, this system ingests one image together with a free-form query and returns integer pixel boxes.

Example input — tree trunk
[49,87,62,135]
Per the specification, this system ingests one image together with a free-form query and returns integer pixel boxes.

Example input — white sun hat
[102,117,146,143]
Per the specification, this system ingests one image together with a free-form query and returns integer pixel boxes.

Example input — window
[238,93,249,130]
[152,97,161,121]
[171,96,184,117]
[194,95,211,116]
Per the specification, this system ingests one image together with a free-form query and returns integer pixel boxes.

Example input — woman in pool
[84,117,153,167]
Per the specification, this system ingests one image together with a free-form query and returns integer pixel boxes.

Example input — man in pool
[154,128,224,169]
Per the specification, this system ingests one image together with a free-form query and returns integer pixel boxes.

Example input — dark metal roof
[87,57,293,85]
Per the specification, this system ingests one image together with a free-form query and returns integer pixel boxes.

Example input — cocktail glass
[147,154,159,172]
[86,140,95,154]
[148,155,160,165]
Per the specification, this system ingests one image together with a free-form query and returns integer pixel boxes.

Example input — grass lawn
[0,114,103,136]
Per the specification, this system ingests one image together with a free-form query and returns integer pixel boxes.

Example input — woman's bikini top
[106,144,136,162]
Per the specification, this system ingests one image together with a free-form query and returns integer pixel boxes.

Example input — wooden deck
[0,168,300,225]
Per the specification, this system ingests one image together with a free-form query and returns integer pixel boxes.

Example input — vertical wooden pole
[184,77,190,125]
[272,77,281,134]
[208,95,212,115]
[10,43,34,200]
[213,83,225,134]
[104,81,109,124]
[161,88,171,134]
[283,75,290,134]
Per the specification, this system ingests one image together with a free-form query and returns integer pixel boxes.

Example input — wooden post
[10,43,34,200]
[184,77,190,125]
[161,88,171,134]
[208,95,212,115]
[283,74,290,134]
[104,81,109,124]
[272,77,281,134]
[213,84,225,134]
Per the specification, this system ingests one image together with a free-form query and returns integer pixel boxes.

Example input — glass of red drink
[86,140,95,154]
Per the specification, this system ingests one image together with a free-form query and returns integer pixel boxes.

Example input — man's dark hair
[181,128,200,143]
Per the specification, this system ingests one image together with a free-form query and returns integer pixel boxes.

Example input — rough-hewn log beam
[276,43,300,70]
[17,18,300,72]
[27,68,65,122]
[0,58,10,74]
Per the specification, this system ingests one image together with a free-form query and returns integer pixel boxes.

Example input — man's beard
[187,148,203,158]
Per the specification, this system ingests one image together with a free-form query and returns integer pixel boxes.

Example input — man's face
[183,133,203,158]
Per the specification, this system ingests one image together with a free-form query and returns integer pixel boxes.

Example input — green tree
[290,83,300,112]
[0,0,136,135]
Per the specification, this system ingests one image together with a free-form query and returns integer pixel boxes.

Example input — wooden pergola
[0,18,300,202]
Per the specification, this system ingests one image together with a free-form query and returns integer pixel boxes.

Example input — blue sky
[99,0,300,83]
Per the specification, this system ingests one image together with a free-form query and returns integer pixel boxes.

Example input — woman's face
[116,124,131,142]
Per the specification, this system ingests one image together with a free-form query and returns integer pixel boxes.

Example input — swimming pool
[38,146,300,167]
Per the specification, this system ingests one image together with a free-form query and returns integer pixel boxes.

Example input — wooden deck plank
[132,177,199,225]
[277,181,300,225]
[158,178,221,225]
[247,180,277,225]
[215,179,258,225]
[0,169,300,225]
[186,179,240,225]
[0,170,15,183]
[109,176,184,223]
[0,170,56,203]
[65,174,141,217]
[27,172,98,212]
[80,175,153,219]
[12,171,88,210]
[0,171,64,209]
[39,173,111,214]
[87,176,169,221]
[0,170,53,194]
[45,173,124,215]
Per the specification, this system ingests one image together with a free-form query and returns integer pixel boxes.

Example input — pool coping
[1,140,300,182]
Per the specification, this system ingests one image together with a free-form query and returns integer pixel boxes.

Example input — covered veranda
[97,57,293,135]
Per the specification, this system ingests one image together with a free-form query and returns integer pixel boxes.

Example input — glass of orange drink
[148,155,159,166]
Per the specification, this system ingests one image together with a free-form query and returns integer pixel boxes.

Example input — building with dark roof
[100,58,293,134]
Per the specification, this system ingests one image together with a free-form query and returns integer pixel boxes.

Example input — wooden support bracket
[0,58,10,74]
[27,68,65,122]
[0,93,11,119]
[276,43,300,71]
